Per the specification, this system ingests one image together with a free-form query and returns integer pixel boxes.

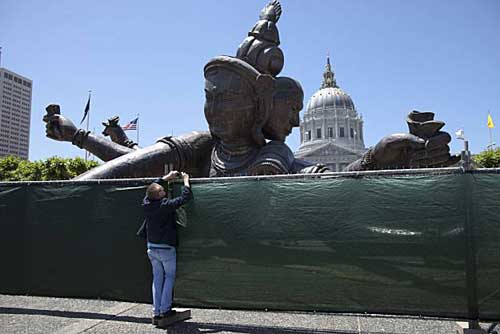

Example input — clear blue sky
[1,0,499,161]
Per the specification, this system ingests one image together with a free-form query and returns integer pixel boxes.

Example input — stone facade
[295,57,366,171]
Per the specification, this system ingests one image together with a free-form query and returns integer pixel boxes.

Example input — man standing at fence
[137,171,192,327]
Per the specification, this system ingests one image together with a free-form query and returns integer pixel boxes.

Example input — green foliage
[0,156,99,181]
[473,148,500,168]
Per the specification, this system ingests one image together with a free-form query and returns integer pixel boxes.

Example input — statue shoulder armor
[248,141,295,175]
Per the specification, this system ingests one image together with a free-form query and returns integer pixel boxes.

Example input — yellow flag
[488,114,495,128]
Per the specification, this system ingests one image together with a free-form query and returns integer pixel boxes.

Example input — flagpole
[136,113,139,145]
[489,111,493,149]
[489,127,493,149]
[85,90,92,161]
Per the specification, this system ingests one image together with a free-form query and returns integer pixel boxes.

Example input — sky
[1,0,499,161]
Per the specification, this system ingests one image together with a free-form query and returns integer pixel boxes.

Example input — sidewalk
[0,294,488,334]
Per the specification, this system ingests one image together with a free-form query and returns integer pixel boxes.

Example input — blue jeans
[147,247,177,315]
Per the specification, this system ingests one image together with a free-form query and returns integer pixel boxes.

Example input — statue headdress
[236,0,284,76]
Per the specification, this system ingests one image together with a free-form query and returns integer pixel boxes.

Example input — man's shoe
[157,310,177,328]
[152,315,162,326]
[164,310,177,317]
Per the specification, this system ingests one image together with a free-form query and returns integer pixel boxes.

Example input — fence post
[462,169,485,333]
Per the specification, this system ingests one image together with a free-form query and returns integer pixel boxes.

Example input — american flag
[122,117,138,131]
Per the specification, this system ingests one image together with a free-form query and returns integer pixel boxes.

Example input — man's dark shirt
[137,179,192,247]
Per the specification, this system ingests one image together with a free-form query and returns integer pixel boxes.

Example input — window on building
[328,127,333,138]
[307,130,312,140]
[350,128,354,138]
[339,127,345,137]
[316,128,322,139]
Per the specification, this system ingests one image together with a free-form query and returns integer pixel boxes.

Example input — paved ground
[0,294,496,334]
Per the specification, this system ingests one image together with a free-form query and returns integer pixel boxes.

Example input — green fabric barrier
[471,174,500,319]
[0,171,499,320]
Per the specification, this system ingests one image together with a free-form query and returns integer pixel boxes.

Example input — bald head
[146,183,165,200]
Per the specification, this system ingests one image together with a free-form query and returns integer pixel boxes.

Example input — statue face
[204,69,256,144]
[263,100,301,141]
[262,78,304,142]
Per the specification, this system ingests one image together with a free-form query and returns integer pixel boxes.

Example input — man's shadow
[0,306,377,334]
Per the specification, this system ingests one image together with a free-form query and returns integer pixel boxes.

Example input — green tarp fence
[0,168,499,321]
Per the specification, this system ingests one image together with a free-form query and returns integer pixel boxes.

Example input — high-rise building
[0,68,32,159]
[295,57,366,171]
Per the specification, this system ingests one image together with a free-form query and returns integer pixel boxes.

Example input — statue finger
[412,146,450,161]
[408,120,445,138]
[42,113,54,123]
[395,134,425,151]
[425,131,451,149]
[416,153,460,168]
[385,133,425,151]
[48,115,61,127]
[43,113,60,124]
[45,127,58,140]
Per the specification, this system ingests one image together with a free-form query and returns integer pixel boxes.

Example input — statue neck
[210,140,261,177]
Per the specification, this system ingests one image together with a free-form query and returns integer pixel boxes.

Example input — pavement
[0,294,497,334]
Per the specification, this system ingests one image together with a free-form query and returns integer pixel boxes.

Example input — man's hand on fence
[181,172,190,187]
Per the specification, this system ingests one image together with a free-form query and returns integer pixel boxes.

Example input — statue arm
[72,129,135,161]
[74,131,214,180]
[43,104,134,161]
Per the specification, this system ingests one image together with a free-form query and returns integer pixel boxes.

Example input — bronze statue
[43,0,459,180]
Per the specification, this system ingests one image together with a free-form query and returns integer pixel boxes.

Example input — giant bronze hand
[102,116,138,149]
[345,111,460,171]
[43,104,77,142]
[404,111,460,168]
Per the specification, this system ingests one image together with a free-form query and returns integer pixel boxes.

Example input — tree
[0,156,99,181]
[472,148,500,168]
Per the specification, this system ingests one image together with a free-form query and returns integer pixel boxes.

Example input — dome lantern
[321,56,337,89]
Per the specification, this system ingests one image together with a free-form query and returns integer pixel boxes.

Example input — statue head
[204,56,275,148]
[262,77,303,142]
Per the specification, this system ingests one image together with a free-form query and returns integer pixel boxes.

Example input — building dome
[295,56,366,172]
[306,86,355,111]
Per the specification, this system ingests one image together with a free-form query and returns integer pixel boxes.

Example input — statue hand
[370,133,425,169]
[370,132,460,170]
[410,131,461,168]
[405,111,461,167]
[43,104,77,141]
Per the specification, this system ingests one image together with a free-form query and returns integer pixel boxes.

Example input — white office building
[0,68,32,159]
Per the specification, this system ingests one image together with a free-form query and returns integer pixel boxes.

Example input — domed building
[295,57,367,171]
